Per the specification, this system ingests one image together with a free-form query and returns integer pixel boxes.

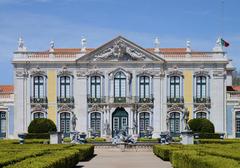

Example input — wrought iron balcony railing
[193,97,211,104]
[87,95,106,103]
[57,97,74,104]
[114,97,127,103]
[138,95,154,103]
[30,97,48,104]
[167,96,184,104]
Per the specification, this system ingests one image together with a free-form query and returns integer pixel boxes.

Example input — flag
[221,38,230,47]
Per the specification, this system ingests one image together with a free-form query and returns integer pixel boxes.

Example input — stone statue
[72,114,77,131]
[81,37,87,52]
[154,37,160,52]
[49,41,54,52]
[18,37,27,51]
[186,40,191,52]
[183,108,190,131]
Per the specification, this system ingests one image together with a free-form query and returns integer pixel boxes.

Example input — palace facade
[7,36,236,138]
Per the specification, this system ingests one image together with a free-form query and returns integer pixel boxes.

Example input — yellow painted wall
[183,71,193,119]
[47,70,57,123]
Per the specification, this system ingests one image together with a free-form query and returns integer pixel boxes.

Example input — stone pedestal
[181,131,193,145]
[50,132,62,144]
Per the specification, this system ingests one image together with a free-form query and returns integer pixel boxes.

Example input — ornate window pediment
[58,104,72,112]
[168,66,183,76]
[109,67,132,79]
[194,67,209,77]
[30,66,46,76]
[194,104,208,112]
[167,104,183,113]
[86,66,104,77]
[89,104,103,112]
[31,104,46,113]
[138,104,152,112]
[57,66,73,77]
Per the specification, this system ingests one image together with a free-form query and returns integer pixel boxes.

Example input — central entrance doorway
[112,107,128,137]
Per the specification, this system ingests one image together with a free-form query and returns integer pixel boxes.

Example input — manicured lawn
[153,139,240,168]
[0,140,94,168]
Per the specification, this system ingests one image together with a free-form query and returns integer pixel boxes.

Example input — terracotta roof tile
[227,86,240,91]
[0,85,14,93]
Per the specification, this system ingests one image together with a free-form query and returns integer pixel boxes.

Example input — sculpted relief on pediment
[93,39,145,61]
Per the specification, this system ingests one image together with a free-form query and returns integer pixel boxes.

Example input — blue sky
[0,0,239,84]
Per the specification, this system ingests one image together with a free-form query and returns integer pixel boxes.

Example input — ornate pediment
[30,66,46,76]
[58,104,72,112]
[77,36,165,62]
[194,67,209,76]
[94,39,145,61]
[57,66,73,77]
[138,104,152,112]
[31,104,46,113]
[89,104,103,112]
[109,67,132,79]
[168,66,183,76]
[167,104,183,113]
[194,104,208,112]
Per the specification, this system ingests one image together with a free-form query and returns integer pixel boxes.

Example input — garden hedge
[137,138,159,142]
[86,137,106,143]
[25,133,50,139]
[0,144,94,168]
[153,145,180,161]
[28,118,57,133]
[172,150,239,168]
[188,118,214,133]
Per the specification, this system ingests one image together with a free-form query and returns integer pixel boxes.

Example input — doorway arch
[112,107,128,137]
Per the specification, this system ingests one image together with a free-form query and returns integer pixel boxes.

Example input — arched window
[90,76,101,99]
[33,76,44,98]
[0,112,6,138]
[114,72,126,100]
[236,112,240,138]
[90,112,101,137]
[196,112,207,119]
[60,112,71,137]
[196,76,206,98]
[139,112,150,137]
[170,76,180,98]
[169,112,180,135]
[60,76,70,98]
[139,76,150,98]
[33,112,44,119]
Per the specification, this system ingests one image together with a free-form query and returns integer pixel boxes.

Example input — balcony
[30,97,48,104]
[30,97,48,108]
[138,95,154,103]
[167,96,184,104]
[57,96,74,108]
[114,97,127,103]
[193,97,211,104]
[87,95,106,104]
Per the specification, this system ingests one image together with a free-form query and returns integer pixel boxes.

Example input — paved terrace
[76,149,172,168]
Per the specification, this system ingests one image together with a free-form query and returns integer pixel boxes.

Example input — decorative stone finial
[49,41,54,52]
[154,37,160,52]
[213,37,223,52]
[81,36,87,52]
[17,37,27,52]
[186,40,191,52]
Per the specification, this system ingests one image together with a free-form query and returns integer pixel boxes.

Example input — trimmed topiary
[188,118,214,133]
[28,118,57,133]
